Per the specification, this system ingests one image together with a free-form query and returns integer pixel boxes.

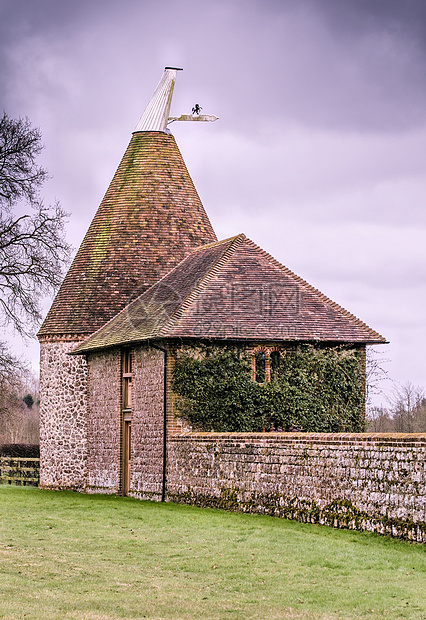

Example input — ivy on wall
[171,344,365,433]
[270,345,365,432]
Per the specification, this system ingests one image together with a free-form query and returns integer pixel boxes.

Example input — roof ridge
[140,234,244,301]
[193,234,244,251]
[242,236,386,342]
[159,234,246,336]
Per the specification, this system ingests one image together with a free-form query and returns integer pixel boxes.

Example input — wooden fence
[0,457,40,486]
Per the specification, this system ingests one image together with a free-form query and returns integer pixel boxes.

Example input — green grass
[0,487,425,619]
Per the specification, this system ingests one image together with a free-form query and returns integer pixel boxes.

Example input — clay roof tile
[72,234,386,354]
[38,132,217,338]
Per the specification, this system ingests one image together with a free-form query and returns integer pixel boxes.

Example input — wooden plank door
[123,420,131,495]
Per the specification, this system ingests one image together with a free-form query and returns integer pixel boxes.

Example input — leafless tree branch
[0,112,72,383]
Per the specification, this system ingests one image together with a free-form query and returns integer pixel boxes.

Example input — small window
[270,351,280,381]
[255,351,266,383]
[122,350,133,411]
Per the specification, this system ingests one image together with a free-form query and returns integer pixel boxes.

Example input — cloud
[0,0,425,400]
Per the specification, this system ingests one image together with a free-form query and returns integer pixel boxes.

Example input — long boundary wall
[166,432,426,542]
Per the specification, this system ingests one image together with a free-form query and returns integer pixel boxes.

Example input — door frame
[122,417,131,495]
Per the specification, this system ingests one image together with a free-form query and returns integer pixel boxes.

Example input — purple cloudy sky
[1,0,425,404]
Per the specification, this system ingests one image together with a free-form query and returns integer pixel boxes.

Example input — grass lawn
[0,487,425,619]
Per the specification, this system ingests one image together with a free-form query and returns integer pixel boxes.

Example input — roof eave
[70,334,388,356]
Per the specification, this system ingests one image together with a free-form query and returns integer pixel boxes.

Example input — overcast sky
[1,0,426,404]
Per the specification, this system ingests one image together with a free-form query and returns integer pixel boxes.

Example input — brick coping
[169,432,426,446]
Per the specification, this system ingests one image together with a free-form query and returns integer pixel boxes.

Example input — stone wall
[37,340,426,544]
[39,340,88,489]
[86,349,121,493]
[166,433,426,542]
[39,343,166,496]
[130,346,165,501]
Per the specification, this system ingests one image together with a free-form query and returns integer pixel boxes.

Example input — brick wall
[86,349,121,493]
[39,340,88,489]
[166,433,426,542]
[82,345,166,498]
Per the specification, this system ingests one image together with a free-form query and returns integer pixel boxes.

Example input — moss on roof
[72,234,386,354]
[38,132,217,337]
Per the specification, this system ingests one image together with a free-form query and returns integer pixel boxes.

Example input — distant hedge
[0,444,40,458]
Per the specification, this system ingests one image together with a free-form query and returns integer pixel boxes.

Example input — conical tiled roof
[72,234,387,354]
[38,131,217,337]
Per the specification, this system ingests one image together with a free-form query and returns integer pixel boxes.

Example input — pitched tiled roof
[72,234,386,354]
[38,132,217,337]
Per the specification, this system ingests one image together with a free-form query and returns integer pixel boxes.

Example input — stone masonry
[166,433,426,542]
[38,341,426,543]
[39,340,88,489]
[86,349,121,493]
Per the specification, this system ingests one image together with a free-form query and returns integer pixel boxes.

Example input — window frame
[122,349,133,415]
[251,346,283,383]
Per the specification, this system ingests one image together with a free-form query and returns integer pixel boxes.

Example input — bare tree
[0,112,71,381]
[413,398,426,432]
[0,367,39,444]
[0,112,48,207]
[365,405,393,432]
[366,383,426,433]
[365,347,391,406]
[390,382,425,433]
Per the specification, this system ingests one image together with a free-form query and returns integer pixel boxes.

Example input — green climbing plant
[268,345,365,432]
[172,344,365,433]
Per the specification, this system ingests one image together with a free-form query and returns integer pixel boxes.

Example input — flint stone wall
[39,341,88,489]
[166,433,426,542]
[38,341,426,542]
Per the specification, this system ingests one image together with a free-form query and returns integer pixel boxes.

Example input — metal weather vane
[168,82,219,125]
[168,100,218,125]
[133,67,219,133]
[168,111,219,124]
